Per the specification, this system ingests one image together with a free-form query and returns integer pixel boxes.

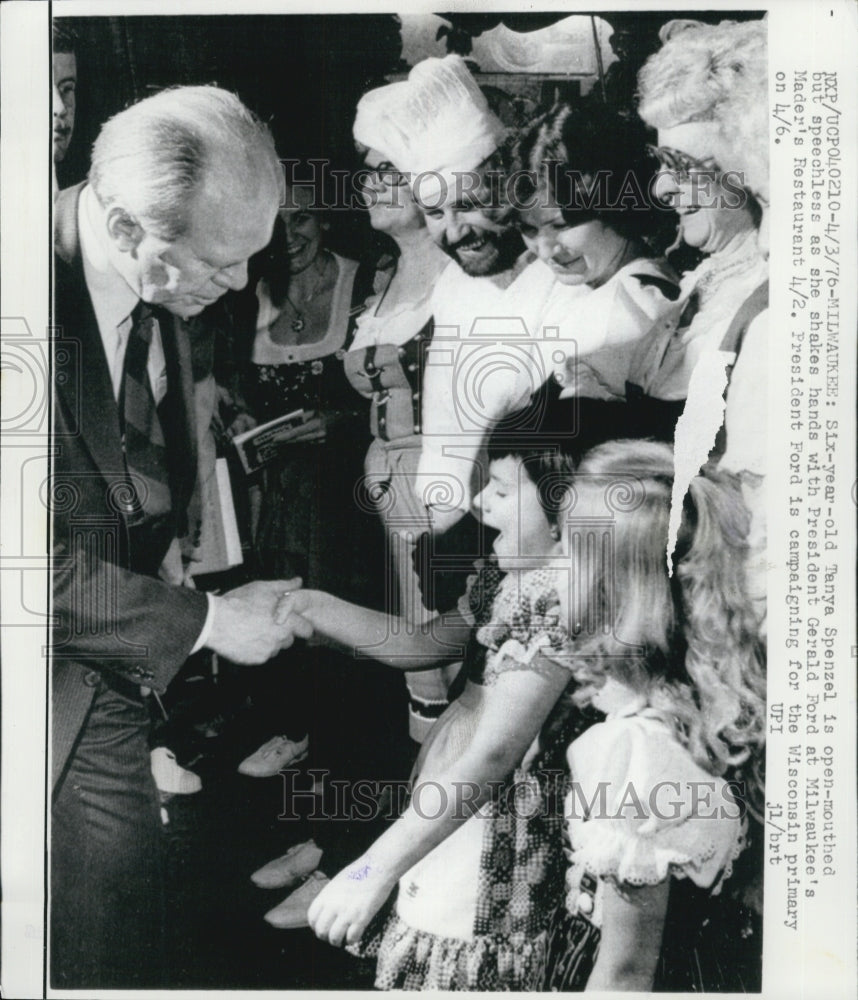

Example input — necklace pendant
[291,315,305,333]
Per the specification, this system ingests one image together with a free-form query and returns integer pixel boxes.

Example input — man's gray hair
[89,85,281,240]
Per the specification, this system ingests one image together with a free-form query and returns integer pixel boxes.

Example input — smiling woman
[239,180,379,593]
[635,20,768,411]
[647,141,760,257]
[347,82,458,743]
[508,103,682,425]
[510,102,669,277]
[517,207,640,289]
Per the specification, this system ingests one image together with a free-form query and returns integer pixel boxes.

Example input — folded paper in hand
[189,457,243,577]
[232,409,307,474]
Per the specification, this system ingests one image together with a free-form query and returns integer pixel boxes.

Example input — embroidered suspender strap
[404,318,432,433]
[363,344,390,442]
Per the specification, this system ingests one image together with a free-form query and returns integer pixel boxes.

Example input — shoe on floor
[251,839,324,890]
[150,747,202,794]
[264,870,330,929]
[238,734,309,777]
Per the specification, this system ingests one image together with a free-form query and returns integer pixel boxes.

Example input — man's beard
[442,226,525,277]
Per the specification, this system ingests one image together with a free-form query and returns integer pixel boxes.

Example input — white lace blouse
[562,700,746,929]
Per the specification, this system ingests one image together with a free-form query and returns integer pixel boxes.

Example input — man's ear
[105,206,145,254]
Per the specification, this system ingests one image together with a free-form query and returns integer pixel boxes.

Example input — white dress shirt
[419,254,557,515]
[78,185,168,403]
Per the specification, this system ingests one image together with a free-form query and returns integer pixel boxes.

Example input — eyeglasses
[646,144,720,181]
[363,160,409,188]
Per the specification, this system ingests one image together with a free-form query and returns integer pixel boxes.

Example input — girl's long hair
[565,440,766,815]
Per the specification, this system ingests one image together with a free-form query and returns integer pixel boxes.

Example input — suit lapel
[54,184,200,521]
[54,185,126,481]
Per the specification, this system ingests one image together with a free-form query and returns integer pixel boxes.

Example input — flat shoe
[264,870,330,929]
[238,734,309,777]
[251,839,323,889]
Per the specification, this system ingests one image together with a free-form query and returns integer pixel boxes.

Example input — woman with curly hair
[638,18,769,242]
[636,19,769,630]
[508,102,683,444]
[538,439,766,992]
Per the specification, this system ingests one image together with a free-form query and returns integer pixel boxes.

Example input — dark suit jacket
[51,184,209,790]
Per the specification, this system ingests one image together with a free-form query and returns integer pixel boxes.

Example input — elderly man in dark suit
[51,85,308,988]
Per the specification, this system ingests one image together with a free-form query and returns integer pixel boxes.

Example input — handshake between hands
[205,578,317,665]
[206,581,397,945]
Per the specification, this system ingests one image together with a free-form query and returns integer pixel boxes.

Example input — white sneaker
[150,747,202,794]
[237,734,309,777]
[264,870,330,929]
[251,839,324,889]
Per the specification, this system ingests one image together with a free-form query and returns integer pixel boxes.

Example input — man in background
[52,22,78,197]
[352,56,558,736]
[376,56,556,533]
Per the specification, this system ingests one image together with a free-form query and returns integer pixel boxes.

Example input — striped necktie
[120,302,172,522]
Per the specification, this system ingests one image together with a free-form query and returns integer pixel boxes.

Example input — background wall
[55,10,764,191]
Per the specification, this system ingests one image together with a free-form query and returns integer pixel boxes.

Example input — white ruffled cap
[352,80,414,167]
[354,55,505,187]
[402,56,506,175]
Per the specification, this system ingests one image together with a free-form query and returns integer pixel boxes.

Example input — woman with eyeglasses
[635,18,768,410]
[629,18,767,992]
[632,139,767,415]
[637,18,768,635]
[343,82,459,748]
[635,19,768,437]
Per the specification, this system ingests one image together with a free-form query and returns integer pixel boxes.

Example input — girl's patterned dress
[350,562,597,991]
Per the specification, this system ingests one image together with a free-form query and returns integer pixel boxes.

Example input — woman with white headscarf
[346,81,460,746]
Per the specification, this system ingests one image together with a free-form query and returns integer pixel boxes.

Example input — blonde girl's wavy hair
[564,440,766,813]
